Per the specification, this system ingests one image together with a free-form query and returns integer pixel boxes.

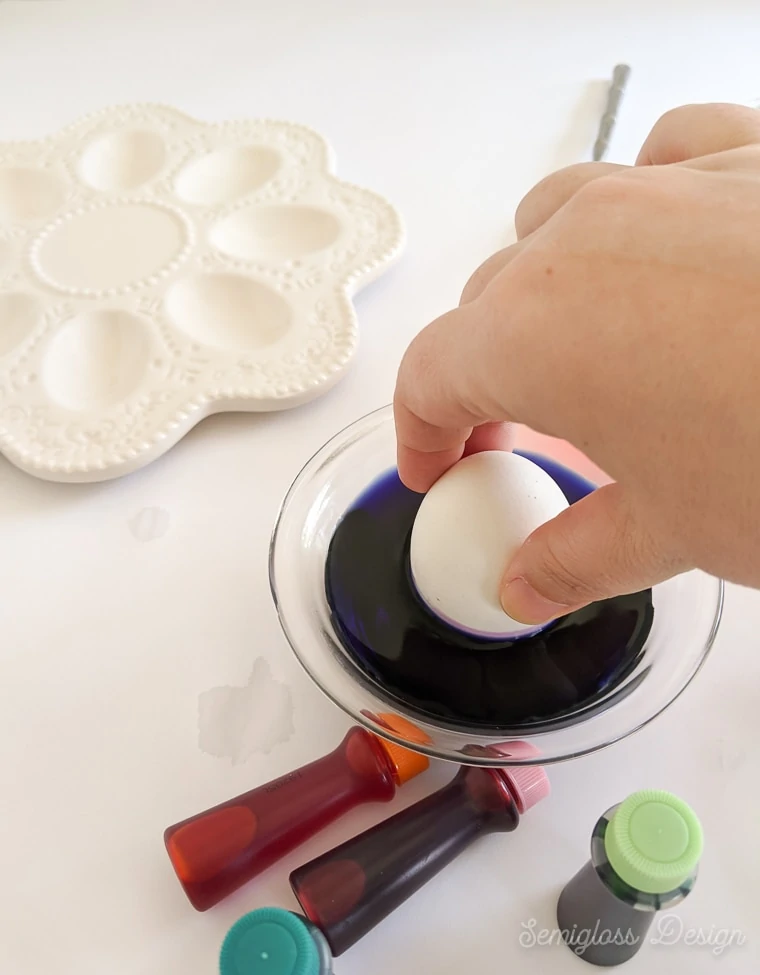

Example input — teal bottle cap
[220,908,322,975]
[604,789,704,895]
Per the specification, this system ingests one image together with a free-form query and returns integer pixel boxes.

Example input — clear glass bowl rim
[270,405,724,767]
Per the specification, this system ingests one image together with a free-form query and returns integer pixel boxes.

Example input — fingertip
[397,444,464,493]
[398,425,514,493]
[500,575,573,625]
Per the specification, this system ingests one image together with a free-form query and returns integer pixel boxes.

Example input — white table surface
[1,2,758,973]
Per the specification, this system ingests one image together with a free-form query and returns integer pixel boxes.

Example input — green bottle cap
[604,789,703,895]
[220,908,322,975]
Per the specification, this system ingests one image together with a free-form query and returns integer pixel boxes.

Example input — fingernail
[501,576,571,625]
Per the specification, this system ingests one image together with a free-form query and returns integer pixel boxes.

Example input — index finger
[394,296,517,492]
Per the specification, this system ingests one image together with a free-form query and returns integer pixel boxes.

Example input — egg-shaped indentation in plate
[41,309,152,411]
[0,293,43,356]
[174,146,281,206]
[33,201,189,294]
[210,204,342,262]
[0,167,65,222]
[164,273,292,352]
[78,129,166,191]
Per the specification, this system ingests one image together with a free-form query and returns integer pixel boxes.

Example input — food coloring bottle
[220,907,333,975]
[556,789,703,966]
[165,716,428,910]
[290,762,549,955]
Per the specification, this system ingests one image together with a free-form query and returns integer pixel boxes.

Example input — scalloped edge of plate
[0,104,406,482]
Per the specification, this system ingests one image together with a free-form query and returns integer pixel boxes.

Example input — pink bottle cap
[502,765,551,814]
[460,740,550,814]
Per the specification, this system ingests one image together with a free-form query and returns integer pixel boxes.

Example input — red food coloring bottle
[290,762,550,956]
[164,716,428,911]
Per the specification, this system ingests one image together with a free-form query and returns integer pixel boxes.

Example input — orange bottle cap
[373,712,431,785]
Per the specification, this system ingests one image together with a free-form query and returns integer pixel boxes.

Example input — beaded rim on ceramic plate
[0,103,405,482]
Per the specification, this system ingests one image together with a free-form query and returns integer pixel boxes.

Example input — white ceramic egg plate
[0,104,404,481]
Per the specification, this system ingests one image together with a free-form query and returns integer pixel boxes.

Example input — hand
[394,103,760,626]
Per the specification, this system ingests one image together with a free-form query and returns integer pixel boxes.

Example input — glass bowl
[269,406,723,767]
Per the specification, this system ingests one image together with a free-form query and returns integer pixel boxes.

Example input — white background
[1,1,758,973]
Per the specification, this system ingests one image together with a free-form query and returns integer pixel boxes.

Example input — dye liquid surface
[325,452,654,731]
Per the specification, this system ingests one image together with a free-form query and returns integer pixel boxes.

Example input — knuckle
[654,104,698,130]
[565,171,639,214]
[515,162,624,238]
[461,260,497,306]
[460,244,522,305]
[396,332,434,407]
[645,104,706,149]
[609,489,684,581]
[514,170,569,238]
[524,490,668,605]
[641,103,760,164]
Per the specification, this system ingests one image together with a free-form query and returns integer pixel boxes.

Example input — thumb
[500,483,686,625]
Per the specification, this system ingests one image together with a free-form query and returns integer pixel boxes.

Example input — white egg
[409,451,569,639]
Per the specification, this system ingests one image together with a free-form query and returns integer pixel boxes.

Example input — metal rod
[593,64,631,162]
